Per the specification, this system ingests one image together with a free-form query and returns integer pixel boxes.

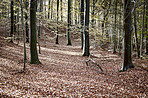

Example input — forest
[0,0,148,97]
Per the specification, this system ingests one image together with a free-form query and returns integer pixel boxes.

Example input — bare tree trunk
[25,0,29,43]
[83,0,90,56]
[146,0,148,54]
[56,0,59,44]
[80,0,84,49]
[140,0,146,58]
[30,0,40,64]
[20,0,26,71]
[60,0,63,22]
[121,0,134,71]
[67,0,72,45]
[10,0,14,42]
[134,8,140,57]
[113,0,117,53]
[48,0,50,19]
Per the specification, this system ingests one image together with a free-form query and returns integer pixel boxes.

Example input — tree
[56,0,59,44]
[146,0,148,54]
[80,0,84,49]
[20,0,26,71]
[10,0,14,42]
[30,0,40,64]
[83,0,90,56]
[140,0,146,58]
[133,5,140,57]
[121,0,134,71]
[113,0,117,53]
[48,0,50,19]
[67,0,72,45]
[25,0,29,43]
[60,0,63,21]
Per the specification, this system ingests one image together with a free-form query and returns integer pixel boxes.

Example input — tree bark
[10,0,14,42]
[113,0,117,53]
[20,0,26,71]
[146,0,148,54]
[83,0,90,56]
[56,0,59,44]
[140,0,146,58]
[30,0,40,64]
[67,0,72,45]
[25,0,29,43]
[60,0,63,21]
[134,8,140,57]
[80,0,84,49]
[121,0,134,71]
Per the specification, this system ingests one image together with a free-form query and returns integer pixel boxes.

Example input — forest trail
[0,35,148,97]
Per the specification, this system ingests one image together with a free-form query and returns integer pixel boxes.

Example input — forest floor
[0,27,148,97]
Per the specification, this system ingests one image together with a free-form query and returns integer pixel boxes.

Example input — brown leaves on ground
[0,36,148,97]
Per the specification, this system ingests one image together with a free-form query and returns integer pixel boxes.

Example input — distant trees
[1,0,148,71]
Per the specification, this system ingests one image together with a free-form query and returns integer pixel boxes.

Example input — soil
[0,26,148,97]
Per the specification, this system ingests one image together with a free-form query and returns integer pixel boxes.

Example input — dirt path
[0,36,148,97]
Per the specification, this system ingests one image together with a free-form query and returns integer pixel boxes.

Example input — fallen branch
[86,58,104,72]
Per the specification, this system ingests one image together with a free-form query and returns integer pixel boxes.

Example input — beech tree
[67,0,72,45]
[25,0,29,43]
[83,0,90,56]
[146,0,148,54]
[30,0,40,64]
[121,0,134,71]
[56,0,59,44]
[80,0,84,49]
[10,0,14,42]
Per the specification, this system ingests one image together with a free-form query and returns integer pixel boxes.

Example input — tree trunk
[56,0,59,44]
[67,0,72,45]
[20,0,26,71]
[113,0,117,53]
[60,0,63,21]
[30,0,40,64]
[51,0,53,19]
[48,0,50,19]
[140,0,146,58]
[83,0,90,56]
[146,0,148,54]
[134,8,140,57]
[121,0,134,71]
[10,0,14,42]
[16,0,19,45]
[80,0,84,49]
[25,0,29,43]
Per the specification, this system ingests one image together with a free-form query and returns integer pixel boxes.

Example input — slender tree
[146,0,148,54]
[83,0,90,56]
[10,0,14,42]
[121,0,134,71]
[25,0,29,43]
[60,0,63,21]
[48,0,50,19]
[134,7,140,57]
[113,0,117,53]
[80,0,84,49]
[20,0,26,71]
[16,0,20,44]
[140,0,146,58]
[30,0,40,64]
[56,0,59,44]
[67,0,72,45]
